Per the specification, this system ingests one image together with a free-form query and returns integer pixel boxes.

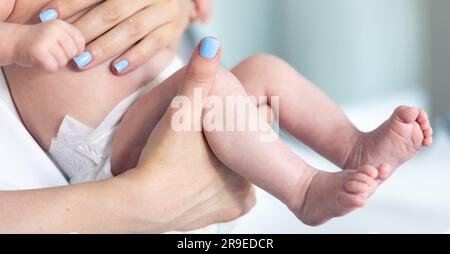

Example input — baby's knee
[248,54,284,66]
[233,54,308,89]
[239,54,288,74]
[210,68,247,97]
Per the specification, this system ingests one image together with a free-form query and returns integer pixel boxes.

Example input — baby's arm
[0,8,85,72]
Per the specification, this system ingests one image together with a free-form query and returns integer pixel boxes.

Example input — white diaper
[49,57,184,184]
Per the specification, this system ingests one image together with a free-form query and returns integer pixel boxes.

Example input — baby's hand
[191,0,213,24]
[13,20,85,72]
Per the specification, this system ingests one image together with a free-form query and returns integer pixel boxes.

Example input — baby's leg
[203,69,385,226]
[231,55,360,168]
[231,55,433,173]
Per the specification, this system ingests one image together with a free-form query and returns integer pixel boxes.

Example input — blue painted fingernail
[199,37,220,60]
[113,60,129,73]
[39,9,58,23]
[73,51,92,69]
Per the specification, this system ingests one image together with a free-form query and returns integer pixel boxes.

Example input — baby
[0,0,433,226]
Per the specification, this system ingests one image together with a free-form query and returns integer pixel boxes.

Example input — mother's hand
[125,38,255,232]
[40,0,192,74]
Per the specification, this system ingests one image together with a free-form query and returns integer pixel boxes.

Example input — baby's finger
[58,34,79,60]
[34,51,59,72]
[197,0,213,23]
[51,20,86,54]
[64,25,86,55]
[44,58,59,73]
[51,45,69,67]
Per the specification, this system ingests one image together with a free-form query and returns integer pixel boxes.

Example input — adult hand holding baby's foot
[12,20,85,72]
[134,38,255,232]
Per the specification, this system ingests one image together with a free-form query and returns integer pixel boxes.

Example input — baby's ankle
[285,165,318,217]
[341,130,367,169]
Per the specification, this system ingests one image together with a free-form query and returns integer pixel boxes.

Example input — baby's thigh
[230,54,280,97]
[231,54,301,99]
[210,68,250,98]
[110,68,185,175]
[210,68,275,124]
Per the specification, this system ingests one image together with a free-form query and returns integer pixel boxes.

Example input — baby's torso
[4,0,175,149]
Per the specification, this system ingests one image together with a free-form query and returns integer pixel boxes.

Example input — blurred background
[183,0,450,233]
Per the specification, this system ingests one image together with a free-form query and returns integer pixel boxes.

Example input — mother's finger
[73,0,152,43]
[39,0,104,21]
[74,3,174,70]
[179,37,222,101]
[111,22,179,75]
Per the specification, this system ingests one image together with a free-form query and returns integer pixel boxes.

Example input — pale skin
[2,0,434,227]
[27,0,193,74]
[0,0,255,233]
[203,55,433,225]
[0,38,255,233]
[114,53,433,226]
[2,0,193,148]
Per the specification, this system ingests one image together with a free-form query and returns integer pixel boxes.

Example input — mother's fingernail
[73,51,92,69]
[39,9,58,23]
[113,60,129,74]
[199,37,221,60]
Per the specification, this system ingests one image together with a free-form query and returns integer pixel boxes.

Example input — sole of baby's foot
[289,165,386,226]
[345,106,433,171]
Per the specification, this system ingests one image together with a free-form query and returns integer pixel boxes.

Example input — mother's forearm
[0,169,168,233]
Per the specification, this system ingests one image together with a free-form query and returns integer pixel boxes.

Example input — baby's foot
[289,165,387,226]
[345,106,433,177]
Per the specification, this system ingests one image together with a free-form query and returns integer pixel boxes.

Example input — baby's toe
[417,109,429,124]
[344,171,376,194]
[420,121,430,132]
[423,126,433,138]
[377,164,393,181]
[359,165,379,179]
[394,106,420,124]
[338,192,366,210]
[344,179,369,194]
[421,123,433,147]
[423,137,433,147]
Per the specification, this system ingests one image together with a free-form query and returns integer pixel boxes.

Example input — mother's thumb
[178,37,221,100]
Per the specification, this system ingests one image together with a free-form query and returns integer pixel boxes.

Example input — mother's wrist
[112,169,180,233]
